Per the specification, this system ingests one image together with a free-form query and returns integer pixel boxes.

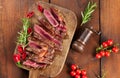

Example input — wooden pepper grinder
[72,27,100,52]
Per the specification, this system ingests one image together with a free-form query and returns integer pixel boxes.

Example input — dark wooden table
[0,0,120,78]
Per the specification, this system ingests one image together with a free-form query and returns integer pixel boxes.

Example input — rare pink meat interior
[14,3,68,69]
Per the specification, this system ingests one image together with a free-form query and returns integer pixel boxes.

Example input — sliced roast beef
[38,18,63,40]
[26,51,45,62]
[50,8,63,23]
[50,8,67,31]
[23,60,47,69]
[26,49,54,64]
[44,49,55,60]
[35,49,55,64]
[28,36,49,49]
[33,32,63,51]
[38,17,55,32]
[50,8,67,38]
[43,9,59,27]
[33,32,55,47]
[22,6,68,69]
[38,8,67,33]
[28,42,42,50]
[32,56,53,64]
[30,56,52,64]
[28,36,48,55]
[57,24,67,32]
[33,24,61,45]
[37,19,55,36]
[26,45,47,57]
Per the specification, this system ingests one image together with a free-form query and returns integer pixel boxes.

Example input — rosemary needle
[81,1,97,26]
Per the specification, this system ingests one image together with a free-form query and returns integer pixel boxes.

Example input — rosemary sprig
[17,18,30,47]
[81,2,97,26]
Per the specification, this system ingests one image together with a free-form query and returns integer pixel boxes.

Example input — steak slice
[26,46,47,58]
[38,18,63,41]
[28,36,49,49]
[50,8,68,38]
[33,32,63,52]
[33,24,61,45]
[32,55,53,65]
[28,36,48,55]
[33,32,54,48]
[44,48,55,61]
[23,60,47,69]
[38,17,55,35]
[43,9,59,27]
[26,46,55,64]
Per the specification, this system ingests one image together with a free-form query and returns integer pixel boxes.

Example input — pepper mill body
[72,27,93,52]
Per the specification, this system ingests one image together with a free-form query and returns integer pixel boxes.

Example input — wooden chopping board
[14,1,77,78]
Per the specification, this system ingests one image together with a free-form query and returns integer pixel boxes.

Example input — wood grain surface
[100,0,120,78]
[0,0,120,78]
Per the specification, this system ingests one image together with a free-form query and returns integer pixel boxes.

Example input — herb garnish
[81,2,97,26]
[17,18,30,47]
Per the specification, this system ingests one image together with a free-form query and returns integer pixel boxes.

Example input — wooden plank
[0,0,49,78]
[50,0,100,78]
[100,0,120,78]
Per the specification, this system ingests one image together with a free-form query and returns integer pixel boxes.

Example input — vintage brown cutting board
[14,1,77,78]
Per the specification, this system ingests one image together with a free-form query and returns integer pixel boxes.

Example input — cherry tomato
[13,54,21,64]
[96,53,102,59]
[17,45,23,54]
[26,11,34,18]
[112,47,119,53]
[102,42,108,48]
[75,74,80,78]
[76,69,81,75]
[107,39,113,46]
[70,71,76,76]
[81,70,87,75]
[27,28,32,34]
[100,51,105,56]
[82,75,87,78]
[22,52,27,60]
[38,4,44,13]
[105,51,110,57]
[71,64,77,70]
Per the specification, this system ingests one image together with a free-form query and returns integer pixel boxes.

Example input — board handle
[29,70,47,78]
[29,70,39,78]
